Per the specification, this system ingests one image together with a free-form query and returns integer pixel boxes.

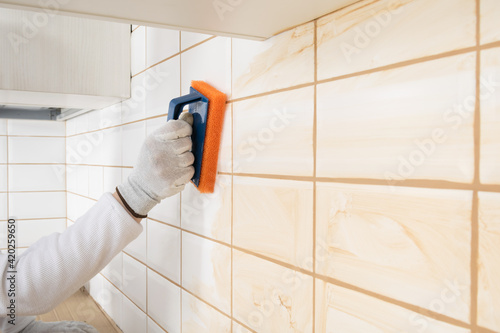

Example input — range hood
[0,105,92,121]
[0,7,131,121]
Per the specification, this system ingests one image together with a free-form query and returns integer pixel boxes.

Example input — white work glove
[116,113,195,218]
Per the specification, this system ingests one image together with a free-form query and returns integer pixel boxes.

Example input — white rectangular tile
[148,268,181,333]
[8,137,65,163]
[316,182,472,322]
[147,219,180,284]
[146,117,166,136]
[122,254,147,311]
[17,219,66,247]
[0,165,6,192]
[480,48,500,184]
[317,0,476,79]
[181,37,231,97]
[0,137,6,164]
[75,165,88,196]
[121,121,145,167]
[481,0,500,44]
[101,127,122,166]
[101,252,123,290]
[149,193,180,227]
[121,296,147,333]
[7,120,65,136]
[88,274,103,304]
[478,192,500,332]
[182,290,231,333]
[146,27,180,67]
[88,166,104,200]
[0,193,8,220]
[182,232,231,314]
[181,31,212,50]
[9,192,66,219]
[75,113,89,135]
[124,219,147,263]
[316,280,470,333]
[232,23,314,99]
[87,109,101,132]
[181,175,231,244]
[148,317,167,333]
[101,278,123,328]
[8,165,65,192]
[100,103,122,129]
[233,87,314,176]
[131,26,146,76]
[233,250,313,332]
[103,167,122,193]
[145,56,181,118]
[317,53,475,182]
[0,120,6,135]
[233,177,313,268]
[122,73,147,123]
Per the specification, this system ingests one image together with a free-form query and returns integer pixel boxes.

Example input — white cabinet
[0,0,358,40]
[0,7,130,112]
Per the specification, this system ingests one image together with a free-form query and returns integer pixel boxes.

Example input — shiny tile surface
[233,250,313,332]
[316,182,472,321]
[317,0,476,79]
[182,291,231,333]
[233,176,313,268]
[478,192,500,332]
[481,0,500,44]
[317,53,475,182]
[316,280,471,333]
[480,48,500,184]
[181,175,231,244]
[233,87,314,176]
[232,23,314,99]
[182,232,231,314]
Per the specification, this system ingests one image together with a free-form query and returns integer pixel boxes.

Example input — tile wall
[64,0,500,332]
[0,119,66,255]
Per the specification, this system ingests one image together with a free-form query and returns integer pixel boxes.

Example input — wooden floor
[36,288,121,333]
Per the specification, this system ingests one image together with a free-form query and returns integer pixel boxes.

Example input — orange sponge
[191,81,227,193]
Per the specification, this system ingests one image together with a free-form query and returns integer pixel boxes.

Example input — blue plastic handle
[167,91,205,121]
[166,88,209,188]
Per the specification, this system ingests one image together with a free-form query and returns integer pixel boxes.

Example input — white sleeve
[0,192,143,317]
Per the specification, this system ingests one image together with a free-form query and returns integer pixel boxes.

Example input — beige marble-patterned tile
[481,0,500,44]
[232,23,314,99]
[317,0,476,79]
[233,87,314,176]
[478,192,500,332]
[316,182,471,322]
[232,321,252,333]
[181,175,231,244]
[317,53,475,182]
[182,291,231,333]
[182,232,231,314]
[233,176,313,268]
[218,104,232,173]
[233,250,313,332]
[480,48,500,184]
[316,280,471,333]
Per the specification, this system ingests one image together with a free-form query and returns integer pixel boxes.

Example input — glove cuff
[116,179,159,218]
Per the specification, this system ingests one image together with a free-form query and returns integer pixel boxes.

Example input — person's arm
[0,113,194,317]
[0,192,142,316]
[112,191,142,223]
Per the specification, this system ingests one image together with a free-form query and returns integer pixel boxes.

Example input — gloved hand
[116,113,195,218]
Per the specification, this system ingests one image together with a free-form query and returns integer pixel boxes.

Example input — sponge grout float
[167,81,227,193]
